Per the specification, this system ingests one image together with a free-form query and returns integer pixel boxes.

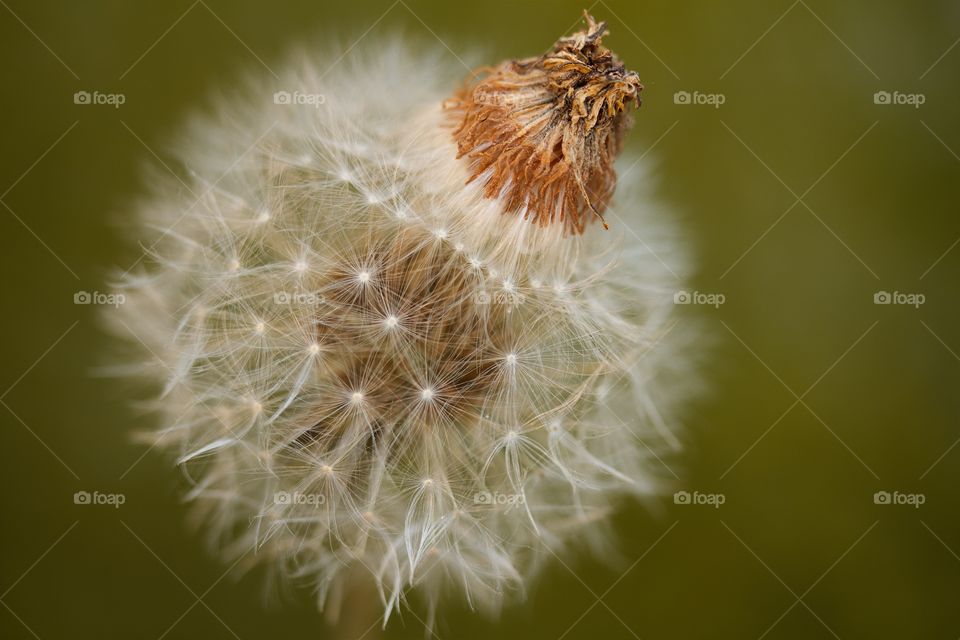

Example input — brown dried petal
[446,12,643,234]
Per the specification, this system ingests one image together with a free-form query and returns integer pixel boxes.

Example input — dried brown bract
[447,12,643,234]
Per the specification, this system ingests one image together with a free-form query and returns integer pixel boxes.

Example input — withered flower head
[448,12,643,234]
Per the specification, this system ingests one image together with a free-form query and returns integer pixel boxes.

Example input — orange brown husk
[446,12,643,234]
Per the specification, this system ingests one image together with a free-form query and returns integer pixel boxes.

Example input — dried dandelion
[110,12,695,631]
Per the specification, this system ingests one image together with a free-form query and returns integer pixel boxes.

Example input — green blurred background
[1,1,958,638]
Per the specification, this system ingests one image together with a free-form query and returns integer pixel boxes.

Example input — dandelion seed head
[108,12,698,628]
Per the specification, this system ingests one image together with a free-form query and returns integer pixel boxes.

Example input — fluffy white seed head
[109,15,696,627]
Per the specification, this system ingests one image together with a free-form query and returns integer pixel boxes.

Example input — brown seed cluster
[447,12,643,234]
[280,228,509,457]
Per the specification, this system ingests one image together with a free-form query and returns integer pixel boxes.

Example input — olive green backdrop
[1,1,958,638]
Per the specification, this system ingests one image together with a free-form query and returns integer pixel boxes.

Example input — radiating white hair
[109,31,696,629]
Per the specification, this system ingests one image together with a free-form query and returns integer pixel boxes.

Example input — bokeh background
[1,0,958,638]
